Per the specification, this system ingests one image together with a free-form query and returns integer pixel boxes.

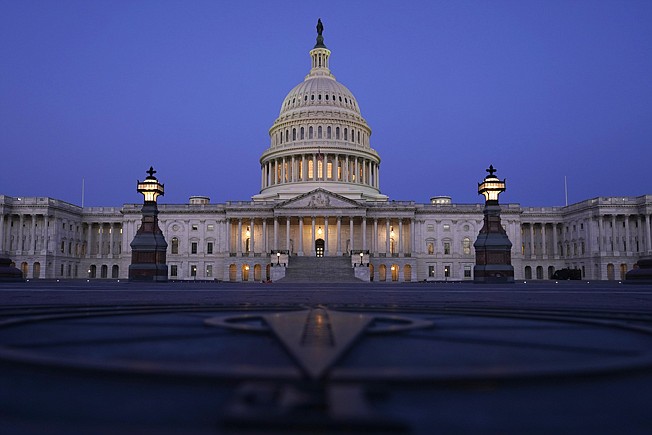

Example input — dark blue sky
[1,0,650,206]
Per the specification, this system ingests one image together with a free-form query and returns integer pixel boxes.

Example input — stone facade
[1,25,650,282]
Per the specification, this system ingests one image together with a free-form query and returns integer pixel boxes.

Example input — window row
[275,125,366,147]
[283,93,357,110]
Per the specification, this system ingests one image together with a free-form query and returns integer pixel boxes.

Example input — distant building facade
[1,28,650,282]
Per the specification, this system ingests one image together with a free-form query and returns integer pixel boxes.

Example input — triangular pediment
[276,189,363,209]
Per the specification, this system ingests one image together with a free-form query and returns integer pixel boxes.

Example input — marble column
[349,218,354,252]
[624,216,630,253]
[29,215,36,253]
[298,218,304,256]
[311,217,316,255]
[529,224,535,257]
[98,223,104,257]
[86,223,92,257]
[386,218,390,254]
[0,214,4,252]
[250,218,255,254]
[226,219,231,254]
[18,214,24,252]
[373,218,378,255]
[398,219,404,256]
[410,219,415,255]
[286,217,290,253]
[109,223,114,256]
[646,214,651,252]
[362,218,367,251]
[336,217,342,255]
[611,215,617,252]
[237,219,242,255]
[324,217,329,255]
[273,217,279,251]
[262,219,267,253]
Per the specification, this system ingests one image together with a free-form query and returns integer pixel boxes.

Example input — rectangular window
[190,265,197,277]
[464,265,472,278]
[170,265,178,277]
[428,266,435,277]
[427,224,434,232]
[299,161,303,180]
[67,264,71,277]
[191,242,198,254]
[60,241,65,253]
[317,160,323,178]
[308,160,314,179]
[337,165,342,181]
[443,224,450,231]
[191,224,198,231]
[444,265,451,278]
[207,242,213,254]
[327,162,332,179]
[206,264,213,277]
[444,242,451,255]
[207,224,214,231]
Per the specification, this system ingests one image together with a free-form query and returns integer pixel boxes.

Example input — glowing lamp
[245,227,251,238]
[317,226,323,236]
[359,252,364,266]
[478,165,506,204]
[137,166,165,203]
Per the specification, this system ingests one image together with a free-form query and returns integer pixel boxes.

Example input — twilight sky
[1,0,651,207]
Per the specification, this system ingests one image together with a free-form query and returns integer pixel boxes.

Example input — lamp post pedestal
[128,167,168,282]
[473,166,514,284]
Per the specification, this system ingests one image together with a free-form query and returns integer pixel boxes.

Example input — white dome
[279,75,362,118]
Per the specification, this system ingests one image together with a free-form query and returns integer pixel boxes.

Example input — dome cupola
[253,20,387,202]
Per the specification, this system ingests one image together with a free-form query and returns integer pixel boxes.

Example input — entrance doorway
[315,239,325,257]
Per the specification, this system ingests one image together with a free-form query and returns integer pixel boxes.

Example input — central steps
[280,255,359,283]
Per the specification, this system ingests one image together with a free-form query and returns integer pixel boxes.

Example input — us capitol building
[1,22,651,283]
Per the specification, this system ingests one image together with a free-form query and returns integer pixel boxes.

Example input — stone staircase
[280,255,360,283]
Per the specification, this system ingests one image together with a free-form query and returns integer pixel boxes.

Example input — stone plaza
[1,280,651,434]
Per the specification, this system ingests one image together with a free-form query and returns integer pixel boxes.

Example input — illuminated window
[427,224,434,232]
[428,266,435,277]
[206,264,213,277]
[443,224,450,231]
[327,162,332,179]
[464,265,472,278]
[444,265,450,278]
[207,224,214,231]
[427,242,434,255]
[463,237,471,255]
[308,160,314,179]
[299,160,303,180]
[190,265,197,277]
[317,160,323,179]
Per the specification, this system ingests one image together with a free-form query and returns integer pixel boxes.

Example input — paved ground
[1,280,651,434]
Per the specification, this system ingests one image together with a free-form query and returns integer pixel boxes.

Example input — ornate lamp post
[360,251,364,266]
[128,167,168,282]
[473,165,514,283]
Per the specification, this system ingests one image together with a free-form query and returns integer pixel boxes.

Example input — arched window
[318,94,322,100]
[327,126,331,139]
[351,129,355,142]
[325,94,329,100]
[357,131,361,143]
[524,266,532,280]
[171,237,179,254]
[285,130,289,142]
[292,128,296,141]
[318,126,322,138]
[309,126,313,139]
[336,127,340,139]
[300,127,304,140]
[344,128,348,141]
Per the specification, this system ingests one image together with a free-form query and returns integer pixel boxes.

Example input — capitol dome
[253,20,386,202]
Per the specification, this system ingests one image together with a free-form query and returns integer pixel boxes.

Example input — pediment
[276,189,362,209]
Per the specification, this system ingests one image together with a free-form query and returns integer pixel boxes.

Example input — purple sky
[1,0,651,207]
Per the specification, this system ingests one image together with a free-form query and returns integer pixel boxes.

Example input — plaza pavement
[0,280,651,434]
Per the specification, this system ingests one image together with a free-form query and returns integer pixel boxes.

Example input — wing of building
[1,25,651,282]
